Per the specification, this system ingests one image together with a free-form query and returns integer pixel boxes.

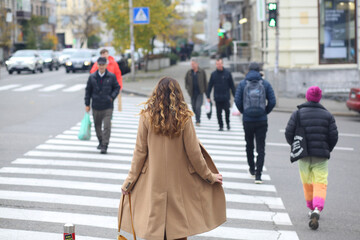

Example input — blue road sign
[133,7,150,24]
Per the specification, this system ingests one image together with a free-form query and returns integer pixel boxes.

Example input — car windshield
[39,52,52,57]
[71,51,92,58]
[13,51,36,57]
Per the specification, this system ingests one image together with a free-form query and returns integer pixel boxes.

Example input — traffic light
[268,2,277,27]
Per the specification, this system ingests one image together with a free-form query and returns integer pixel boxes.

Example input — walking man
[235,62,276,184]
[85,57,120,154]
[185,58,207,126]
[206,58,235,131]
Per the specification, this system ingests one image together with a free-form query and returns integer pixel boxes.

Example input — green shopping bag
[78,112,92,140]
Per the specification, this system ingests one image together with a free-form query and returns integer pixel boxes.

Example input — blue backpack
[243,79,266,117]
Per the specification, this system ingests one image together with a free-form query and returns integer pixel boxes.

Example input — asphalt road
[0,67,359,239]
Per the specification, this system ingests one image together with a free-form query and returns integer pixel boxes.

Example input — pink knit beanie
[306,86,322,103]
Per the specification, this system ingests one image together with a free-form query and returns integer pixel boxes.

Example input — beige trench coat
[119,114,226,240]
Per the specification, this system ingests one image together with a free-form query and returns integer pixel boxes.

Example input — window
[319,0,357,64]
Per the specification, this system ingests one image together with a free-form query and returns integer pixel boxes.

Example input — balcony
[16,10,31,20]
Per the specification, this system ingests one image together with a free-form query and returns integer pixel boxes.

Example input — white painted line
[0,177,120,192]
[62,84,86,92]
[0,229,113,240]
[36,144,134,155]
[339,133,360,138]
[199,226,299,240]
[13,158,131,170]
[13,84,43,92]
[0,190,118,208]
[46,139,135,149]
[25,150,132,162]
[39,84,66,92]
[224,181,276,192]
[55,134,136,144]
[63,130,137,139]
[226,193,284,209]
[0,207,115,229]
[226,208,292,225]
[222,171,270,181]
[0,84,21,91]
[0,167,128,180]
[201,138,246,146]
[216,163,267,171]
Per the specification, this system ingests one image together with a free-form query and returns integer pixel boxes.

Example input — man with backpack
[235,62,276,184]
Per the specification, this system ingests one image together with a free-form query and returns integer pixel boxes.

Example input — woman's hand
[214,173,223,184]
[122,189,129,195]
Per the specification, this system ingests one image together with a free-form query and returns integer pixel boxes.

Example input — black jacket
[85,70,120,110]
[285,102,338,159]
[206,68,235,102]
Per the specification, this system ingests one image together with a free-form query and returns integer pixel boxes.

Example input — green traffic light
[269,18,276,27]
[269,3,277,10]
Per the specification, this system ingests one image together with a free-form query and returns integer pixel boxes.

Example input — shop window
[319,0,356,64]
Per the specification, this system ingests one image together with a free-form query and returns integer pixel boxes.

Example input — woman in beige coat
[119,77,226,240]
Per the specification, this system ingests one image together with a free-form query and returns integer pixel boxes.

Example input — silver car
[5,50,43,74]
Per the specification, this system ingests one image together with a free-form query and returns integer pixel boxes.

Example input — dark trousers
[191,94,203,123]
[243,120,268,177]
[215,101,230,129]
[92,108,113,146]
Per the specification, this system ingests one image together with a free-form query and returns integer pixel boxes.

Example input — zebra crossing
[0,83,86,93]
[0,96,299,240]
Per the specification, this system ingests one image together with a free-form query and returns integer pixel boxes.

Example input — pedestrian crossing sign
[133,7,150,24]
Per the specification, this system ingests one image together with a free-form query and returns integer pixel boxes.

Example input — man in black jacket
[206,58,235,131]
[85,57,120,154]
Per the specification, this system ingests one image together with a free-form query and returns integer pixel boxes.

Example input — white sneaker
[310,207,320,220]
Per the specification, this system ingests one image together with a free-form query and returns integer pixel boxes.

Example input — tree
[0,3,15,59]
[93,0,180,53]
[67,1,100,48]
[22,15,47,49]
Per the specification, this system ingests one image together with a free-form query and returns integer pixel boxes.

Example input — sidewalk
[122,60,359,117]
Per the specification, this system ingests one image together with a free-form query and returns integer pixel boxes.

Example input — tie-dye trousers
[298,157,328,211]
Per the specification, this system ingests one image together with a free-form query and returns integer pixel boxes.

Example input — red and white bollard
[64,223,75,240]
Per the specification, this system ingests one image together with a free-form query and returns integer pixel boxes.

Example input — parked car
[65,49,93,73]
[59,48,77,66]
[5,50,43,74]
[38,50,60,71]
[346,88,360,113]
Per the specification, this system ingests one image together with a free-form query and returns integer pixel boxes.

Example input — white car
[5,50,43,74]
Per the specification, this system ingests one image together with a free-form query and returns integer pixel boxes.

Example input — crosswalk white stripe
[36,144,134,154]
[226,209,292,225]
[62,84,86,92]
[222,171,270,180]
[226,193,284,209]
[13,84,43,92]
[0,229,113,240]
[25,150,132,161]
[199,226,299,240]
[55,134,136,144]
[224,181,276,192]
[0,167,129,180]
[0,84,21,91]
[0,209,298,240]
[39,84,66,92]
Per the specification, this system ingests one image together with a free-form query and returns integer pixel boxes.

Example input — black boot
[100,145,108,154]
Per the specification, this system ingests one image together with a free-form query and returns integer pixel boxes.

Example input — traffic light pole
[129,0,135,82]
[274,0,279,106]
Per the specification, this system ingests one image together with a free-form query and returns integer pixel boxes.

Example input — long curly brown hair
[140,77,194,138]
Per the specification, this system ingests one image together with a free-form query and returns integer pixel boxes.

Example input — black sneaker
[255,175,262,184]
[227,125,230,130]
[97,143,102,150]
[100,145,107,154]
[218,127,224,131]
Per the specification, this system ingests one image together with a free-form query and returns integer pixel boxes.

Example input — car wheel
[55,66,59,70]
[32,69,36,74]
[39,67,43,73]
[66,69,70,73]
[17,70,21,74]
[49,67,53,71]
[72,70,76,73]
[8,70,13,75]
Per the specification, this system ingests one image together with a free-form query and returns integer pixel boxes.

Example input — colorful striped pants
[298,157,328,211]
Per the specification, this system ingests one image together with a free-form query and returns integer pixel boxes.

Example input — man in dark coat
[285,86,338,230]
[185,58,207,126]
[206,58,235,131]
[85,57,120,154]
[235,62,276,184]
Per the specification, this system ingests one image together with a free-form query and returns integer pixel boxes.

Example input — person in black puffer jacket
[285,86,338,230]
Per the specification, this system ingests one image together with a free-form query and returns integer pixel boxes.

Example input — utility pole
[129,0,135,81]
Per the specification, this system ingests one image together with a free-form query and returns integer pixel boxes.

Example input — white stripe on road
[0,167,129,180]
[199,226,299,240]
[13,84,43,92]
[46,138,135,149]
[0,84,21,91]
[39,84,66,92]
[226,208,292,225]
[0,229,113,240]
[55,134,136,144]
[267,142,353,151]
[226,193,284,209]
[36,144,134,155]
[224,181,276,192]
[25,150,132,161]
[62,84,86,92]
